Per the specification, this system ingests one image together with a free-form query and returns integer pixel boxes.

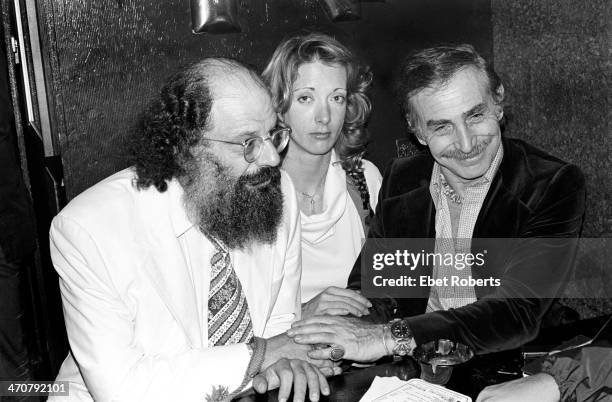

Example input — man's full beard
[180,151,284,250]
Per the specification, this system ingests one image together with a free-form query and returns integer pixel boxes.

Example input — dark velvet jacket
[348,137,586,354]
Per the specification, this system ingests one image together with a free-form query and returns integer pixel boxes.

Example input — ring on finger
[329,344,345,362]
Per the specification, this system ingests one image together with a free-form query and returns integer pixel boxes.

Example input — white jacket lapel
[140,181,202,348]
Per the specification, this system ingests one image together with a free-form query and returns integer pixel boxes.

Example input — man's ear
[496,83,505,99]
[494,83,505,103]
[406,113,427,145]
[492,83,505,121]
[496,108,504,121]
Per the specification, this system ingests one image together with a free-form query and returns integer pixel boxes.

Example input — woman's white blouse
[299,152,382,303]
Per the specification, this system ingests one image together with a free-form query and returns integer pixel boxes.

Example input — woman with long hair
[263,33,382,318]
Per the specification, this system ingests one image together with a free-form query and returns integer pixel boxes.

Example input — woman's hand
[301,287,372,319]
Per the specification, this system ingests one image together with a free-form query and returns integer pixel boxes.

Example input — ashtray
[412,339,474,385]
[413,339,474,366]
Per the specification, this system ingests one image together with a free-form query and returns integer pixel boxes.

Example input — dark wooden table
[236,353,523,402]
[236,358,419,402]
[237,314,612,401]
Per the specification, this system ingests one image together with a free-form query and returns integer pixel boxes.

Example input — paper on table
[360,377,471,402]
[360,377,404,402]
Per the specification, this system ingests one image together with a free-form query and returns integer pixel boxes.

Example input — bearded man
[49,59,333,402]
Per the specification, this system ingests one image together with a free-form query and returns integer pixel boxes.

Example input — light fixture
[320,0,361,22]
[191,0,241,34]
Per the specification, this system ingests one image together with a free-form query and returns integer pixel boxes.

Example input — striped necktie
[207,238,254,346]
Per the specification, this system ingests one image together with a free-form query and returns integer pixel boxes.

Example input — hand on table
[287,315,387,363]
[476,373,560,402]
[263,332,342,377]
[301,287,372,319]
[253,358,330,402]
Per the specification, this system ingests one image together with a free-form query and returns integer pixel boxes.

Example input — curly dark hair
[129,58,264,192]
[262,32,374,210]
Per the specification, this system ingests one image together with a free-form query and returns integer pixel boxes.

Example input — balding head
[196,58,268,99]
[130,57,268,192]
[130,57,283,249]
[159,57,268,134]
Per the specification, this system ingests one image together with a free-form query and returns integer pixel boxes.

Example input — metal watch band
[389,318,414,356]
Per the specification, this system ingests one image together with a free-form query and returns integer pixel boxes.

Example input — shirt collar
[167,178,196,237]
[483,141,504,183]
[330,149,342,167]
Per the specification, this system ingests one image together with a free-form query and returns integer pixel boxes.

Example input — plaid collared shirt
[426,143,504,312]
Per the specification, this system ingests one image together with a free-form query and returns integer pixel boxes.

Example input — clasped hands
[252,332,341,402]
[253,287,383,401]
[294,287,387,363]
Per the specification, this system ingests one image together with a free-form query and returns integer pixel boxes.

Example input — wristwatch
[387,318,415,356]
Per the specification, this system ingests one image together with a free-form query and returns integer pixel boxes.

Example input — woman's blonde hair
[262,32,373,176]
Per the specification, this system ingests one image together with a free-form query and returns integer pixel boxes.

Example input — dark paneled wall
[492,0,611,238]
[492,0,611,316]
[38,0,492,199]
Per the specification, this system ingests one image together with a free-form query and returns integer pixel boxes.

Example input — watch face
[391,319,411,338]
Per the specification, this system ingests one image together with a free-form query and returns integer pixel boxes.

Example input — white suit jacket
[49,168,301,401]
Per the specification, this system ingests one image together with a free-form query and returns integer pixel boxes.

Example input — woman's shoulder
[360,159,382,210]
[361,159,382,184]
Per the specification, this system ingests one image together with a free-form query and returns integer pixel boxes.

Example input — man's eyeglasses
[202,127,291,163]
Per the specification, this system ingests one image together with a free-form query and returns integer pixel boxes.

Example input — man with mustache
[287,45,586,370]
[49,59,335,402]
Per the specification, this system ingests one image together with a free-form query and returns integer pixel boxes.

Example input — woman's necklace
[299,174,326,215]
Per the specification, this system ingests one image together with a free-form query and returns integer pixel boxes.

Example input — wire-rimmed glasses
[202,127,291,163]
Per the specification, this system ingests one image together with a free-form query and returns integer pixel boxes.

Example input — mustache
[238,166,281,187]
[441,140,490,160]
